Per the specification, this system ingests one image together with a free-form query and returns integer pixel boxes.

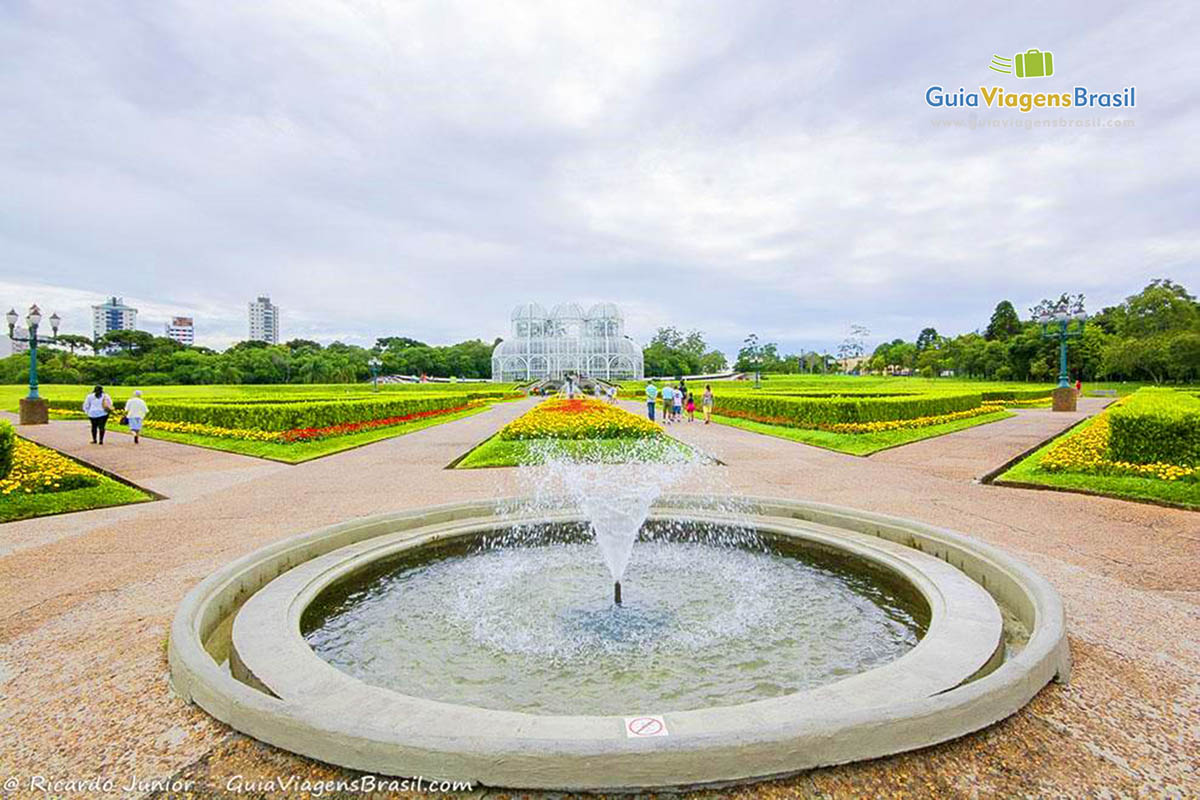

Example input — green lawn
[107,404,492,463]
[0,470,152,523]
[622,376,1058,396]
[1,382,518,410]
[455,435,699,468]
[995,425,1200,510]
[709,409,1016,456]
[621,375,1198,398]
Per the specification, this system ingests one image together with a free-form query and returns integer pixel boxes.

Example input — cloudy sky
[1,1,1196,358]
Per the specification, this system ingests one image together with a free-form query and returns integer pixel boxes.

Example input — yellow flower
[0,438,99,496]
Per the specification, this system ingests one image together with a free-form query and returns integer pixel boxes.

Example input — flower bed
[714,401,1002,434]
[1040,405,1196,483]
[0,437,99,496]
[499,397,662,440]
[1107,388,1200,467]
[137,402,476,444]
[46,394,472,431]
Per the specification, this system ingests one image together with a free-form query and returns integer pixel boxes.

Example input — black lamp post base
[19,397,49,425]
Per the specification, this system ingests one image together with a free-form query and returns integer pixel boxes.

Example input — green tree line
[0,333,497,386]
[727,279,1199,382]
[865,280,1199,382]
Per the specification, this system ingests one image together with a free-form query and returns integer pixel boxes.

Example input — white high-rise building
[166,316,195,346]
[92,296,138,339]
[248,295,279,344]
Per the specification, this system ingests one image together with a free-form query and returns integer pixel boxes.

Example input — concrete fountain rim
[168,496,1071,791]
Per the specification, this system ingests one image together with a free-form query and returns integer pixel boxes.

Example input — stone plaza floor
[0,397,1196,798]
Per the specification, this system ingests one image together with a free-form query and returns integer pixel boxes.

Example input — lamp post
[7,304,61,424]
[1033,294,1086,411]
[368,356,382,392]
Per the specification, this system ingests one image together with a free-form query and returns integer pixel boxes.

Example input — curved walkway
[0,398,1196,798]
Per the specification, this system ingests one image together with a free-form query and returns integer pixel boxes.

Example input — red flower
[278,405,471,442]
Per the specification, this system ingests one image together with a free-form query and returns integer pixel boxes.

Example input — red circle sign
[627,717,664,737]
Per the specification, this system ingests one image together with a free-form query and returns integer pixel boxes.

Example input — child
[686,392,696,422]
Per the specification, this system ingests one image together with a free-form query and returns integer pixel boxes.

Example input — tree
[985,301,1021,340]
[1120,279,1199,336]
[734,333,763,374]
[916,327,940,351]
[377,336,427,350]
[285,339,322,353]
[698,350,728,373]
[99,329,157,356]
[644,328,713,376]
[52,334,94,355]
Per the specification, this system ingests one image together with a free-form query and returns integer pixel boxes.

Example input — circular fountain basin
[169,498,1070,791]
[299,530,930,715]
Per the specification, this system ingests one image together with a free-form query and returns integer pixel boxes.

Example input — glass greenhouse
[491,302,644,382]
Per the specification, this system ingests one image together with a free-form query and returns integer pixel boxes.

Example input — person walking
[124,390,149,444]
[686,392,696,422]
[645,382,658,421]
[660,384,674,425]
[673,383,684,422]
[1075,378,1082,395]
[83,385,115,444]
[702,385,714,424]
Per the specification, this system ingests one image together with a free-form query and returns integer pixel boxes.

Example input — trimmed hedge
[155,395,472,431]
[44,390,513,412]
[1108,389,1200,467]
[712,392,983,427]
[0,419,13,479]
[49,395,472,431]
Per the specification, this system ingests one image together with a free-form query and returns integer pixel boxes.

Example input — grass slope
[0,471,151,523]
[108,404,491,463]
[710,409,1016,456]
[996,430,1200,510]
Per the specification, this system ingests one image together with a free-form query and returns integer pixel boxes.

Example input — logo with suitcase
[989,49,1054,78]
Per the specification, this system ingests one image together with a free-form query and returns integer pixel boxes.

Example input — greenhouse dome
[492,302,643,382]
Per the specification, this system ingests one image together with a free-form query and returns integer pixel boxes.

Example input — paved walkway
[0,399,1196,798]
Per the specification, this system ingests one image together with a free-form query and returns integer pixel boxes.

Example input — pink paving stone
[0,397,1196,798]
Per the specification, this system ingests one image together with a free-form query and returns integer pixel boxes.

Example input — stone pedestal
[18,397,49,424]
[1051,386,1077,412]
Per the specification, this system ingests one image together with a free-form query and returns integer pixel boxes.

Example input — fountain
[168,448,1071,790]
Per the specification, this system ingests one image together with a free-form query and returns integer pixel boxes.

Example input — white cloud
[0,1,1195,358]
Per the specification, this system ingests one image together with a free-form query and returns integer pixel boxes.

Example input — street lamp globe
[50,312,61,334]
[5,309,16,330]
[27,304,43,329]
[368,357,382,369]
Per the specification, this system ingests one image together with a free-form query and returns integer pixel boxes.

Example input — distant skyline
[1,2,1196,359]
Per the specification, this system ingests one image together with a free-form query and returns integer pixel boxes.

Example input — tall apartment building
[92,296,138,340]
[165,316,195,346]
[248,295,279,344]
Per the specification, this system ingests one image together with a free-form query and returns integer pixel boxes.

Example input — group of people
[82,386,149,445]
[645,380,714,425]
[592,382,619,404]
